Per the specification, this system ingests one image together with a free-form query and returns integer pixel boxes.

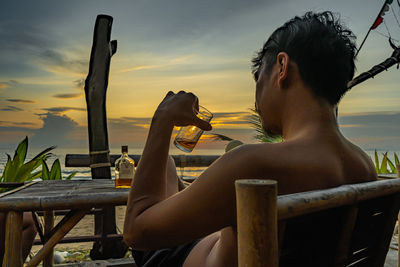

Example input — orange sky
[1,0,400,151]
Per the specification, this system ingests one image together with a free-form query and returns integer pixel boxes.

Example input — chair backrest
[235,178,400,267]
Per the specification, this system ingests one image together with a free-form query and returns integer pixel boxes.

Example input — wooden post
[235,179,278,267]
[3,211,23,267]
[43,211,55,267]
[84,14,126,260]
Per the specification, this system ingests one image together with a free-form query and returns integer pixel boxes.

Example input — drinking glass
[174,105,213,153]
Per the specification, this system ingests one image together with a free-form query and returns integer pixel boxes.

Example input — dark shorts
[132,239,201,267]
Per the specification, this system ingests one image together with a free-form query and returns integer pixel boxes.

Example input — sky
[0,0,400,152]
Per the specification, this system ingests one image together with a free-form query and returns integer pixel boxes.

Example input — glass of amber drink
[174,106,213,153]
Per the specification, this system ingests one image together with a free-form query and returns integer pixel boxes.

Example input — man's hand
[155,90,212,131]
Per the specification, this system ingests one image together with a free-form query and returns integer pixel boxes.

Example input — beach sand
[31,206,127,254]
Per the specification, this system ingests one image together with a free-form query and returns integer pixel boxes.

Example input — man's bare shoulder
[213,142,296,175]
[212,139,376,194]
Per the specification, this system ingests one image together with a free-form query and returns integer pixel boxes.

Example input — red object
[371,16,383,29]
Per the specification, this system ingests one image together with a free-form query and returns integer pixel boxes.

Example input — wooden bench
[235,178,400,267]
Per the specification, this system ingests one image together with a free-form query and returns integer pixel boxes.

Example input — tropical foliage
[373,150,399,174]
[248,109,283,143]
[0,137,76,185]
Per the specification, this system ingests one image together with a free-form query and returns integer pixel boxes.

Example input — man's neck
[281,90,338,141]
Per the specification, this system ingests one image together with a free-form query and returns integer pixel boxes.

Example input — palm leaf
[387,157,396,174]
[4,154,20,182]
[65,171,77,180]
[374,150,380,172]
[14,136,28,167]
[380,152,388,174]
[50,159,62,180]
[31,146,56,162]
[41,161,50,180]
[29,170,42,180]
[248,108,282,143]
[15,159,40,182]
[1,154,12,182]
[209,133,234,141]
[30,154,51,171]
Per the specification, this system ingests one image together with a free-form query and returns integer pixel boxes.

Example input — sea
[0,147,225,181]
[0,147,399,180]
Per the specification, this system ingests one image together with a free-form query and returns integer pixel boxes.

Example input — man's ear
[277,52,289,89]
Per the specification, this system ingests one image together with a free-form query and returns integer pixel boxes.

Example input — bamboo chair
[236,178,400,267]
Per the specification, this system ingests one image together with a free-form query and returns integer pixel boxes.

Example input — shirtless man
[0,213,37,264]
[123,11,377,267]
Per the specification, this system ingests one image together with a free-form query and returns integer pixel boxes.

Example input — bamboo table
[0,180,129,267]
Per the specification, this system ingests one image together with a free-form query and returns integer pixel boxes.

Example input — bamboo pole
[347,45,400,89]
[235,179,278,267]
[0,181,39,199]
[26,209,88,267]
[43,211,55,267]
[3,211,23,267]
[278,178,400,220]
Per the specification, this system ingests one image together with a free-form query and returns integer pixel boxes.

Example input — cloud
[119,65,162,73]
[37,49,87,76]
[0,105,23,111]
[30,113,85,148]
[211,112,252,128]
[0,80,19,89]
[6,99,36,103]
[41,107,86,114]
[52,93,83,99]
[0,121,36,127]
[107,117,152,148]
[339,112,400,150]
[73,79,85,89]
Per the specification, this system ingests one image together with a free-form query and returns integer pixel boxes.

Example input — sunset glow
[1,0,400,151]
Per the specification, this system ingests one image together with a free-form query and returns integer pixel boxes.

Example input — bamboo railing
[235,178,400,267]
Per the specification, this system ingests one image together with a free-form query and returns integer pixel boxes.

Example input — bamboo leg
[235,179,278,267]
[3,211,23,267]
[26,209,87,267]
[43,211,55,267]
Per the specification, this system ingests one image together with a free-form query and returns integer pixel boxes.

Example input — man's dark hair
[252,11,357,105]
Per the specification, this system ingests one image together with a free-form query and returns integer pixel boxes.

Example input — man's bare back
[124,11,377,267]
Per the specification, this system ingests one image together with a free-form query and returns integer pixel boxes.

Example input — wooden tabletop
[0,180,130,211]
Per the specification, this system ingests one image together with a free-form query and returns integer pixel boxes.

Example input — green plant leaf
[4,154,20,182]
[31,146,56,162]
[15,159,40,182]
[65,171,77,180]
[50,159,62,180]
[1,154,12,182]
[14,136,28,167]
[24,151,53,174]
[395,153,399,166]
[374,150,380,172]
[208,133,233,141]
[381,152,388,174]
[29,170,42,180]
[248,108,283,143]
[387,157,396,174]
[41,161,50,180]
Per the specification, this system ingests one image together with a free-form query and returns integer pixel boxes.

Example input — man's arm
[123,91,212,247]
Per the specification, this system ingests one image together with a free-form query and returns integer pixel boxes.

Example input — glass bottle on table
[114,145,135,188]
